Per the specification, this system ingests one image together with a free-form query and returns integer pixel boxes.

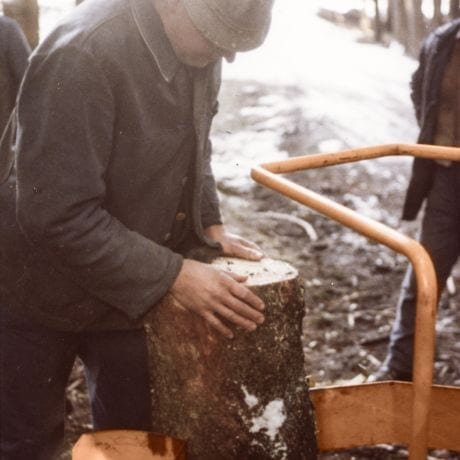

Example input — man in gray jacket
[0,0,274,458]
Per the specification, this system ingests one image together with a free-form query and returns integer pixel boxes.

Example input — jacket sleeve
[403,37,434,221]
[410,39,427,127]
[16,46,183,320]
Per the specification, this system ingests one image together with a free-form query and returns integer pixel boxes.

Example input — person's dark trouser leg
[79,327,152,430]
[385,164,460,377]
[384,265,417,376]
[0,303,77,460]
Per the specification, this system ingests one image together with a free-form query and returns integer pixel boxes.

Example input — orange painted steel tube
[251,143,460,460]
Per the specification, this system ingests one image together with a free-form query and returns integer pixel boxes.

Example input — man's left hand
[204,224,263,261]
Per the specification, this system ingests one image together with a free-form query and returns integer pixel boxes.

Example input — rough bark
[2,0,39,48]
[144,257,317,460]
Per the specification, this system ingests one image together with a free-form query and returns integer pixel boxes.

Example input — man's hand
[204,224,263,261]
[170,259,265,339]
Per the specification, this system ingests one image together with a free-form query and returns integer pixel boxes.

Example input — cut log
[144,257,317,460]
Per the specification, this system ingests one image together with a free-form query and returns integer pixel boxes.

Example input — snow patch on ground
[213,0,420,195]
[212,130,287,193]
[223,0,418,147]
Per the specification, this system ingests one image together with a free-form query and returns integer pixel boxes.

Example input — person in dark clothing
[0,0,274,458]
[0,15,30,137]
[372,18,460,381]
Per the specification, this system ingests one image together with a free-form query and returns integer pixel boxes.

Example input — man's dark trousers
[0,303,152,460]
[385,163,460,376]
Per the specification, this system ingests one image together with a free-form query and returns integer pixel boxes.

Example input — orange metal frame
[251,144,460,460]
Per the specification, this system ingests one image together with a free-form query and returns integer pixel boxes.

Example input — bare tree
[388,0,409,46]
[373,0,383,42]
[2,0,39,48]
[403,0,426,56]
[432,0,443,27]
[450,0,460,18]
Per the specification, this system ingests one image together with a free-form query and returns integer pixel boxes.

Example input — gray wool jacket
[0,0,223,331]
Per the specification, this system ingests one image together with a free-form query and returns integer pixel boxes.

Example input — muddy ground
[215,78,460,386]
[62,78,460,459]
[215,79,460,459]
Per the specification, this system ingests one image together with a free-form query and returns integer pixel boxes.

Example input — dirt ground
[214,79,460,459]
[215,77,460,386]
[62,78,460,459]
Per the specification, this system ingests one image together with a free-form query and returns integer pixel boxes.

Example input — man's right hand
[169,259,265,339]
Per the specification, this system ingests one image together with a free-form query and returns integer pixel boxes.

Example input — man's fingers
[212,305,257,332]
[220,235,263,261]
[228,240,263,261]
[209,274,265,332]
[240,247,263,260]
[238,238,263,252]
[203,312,234,339]
[225,270,247,283]
[221,272,265,312]
[219,297,265,326]
[228,281,265,312]
[170,260,266,339]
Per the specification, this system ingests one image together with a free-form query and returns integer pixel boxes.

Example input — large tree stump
[144,257,317,460]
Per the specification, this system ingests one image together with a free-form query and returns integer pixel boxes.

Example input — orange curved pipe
[251,143,460,460]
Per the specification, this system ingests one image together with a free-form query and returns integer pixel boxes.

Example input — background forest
[1,0,460,53]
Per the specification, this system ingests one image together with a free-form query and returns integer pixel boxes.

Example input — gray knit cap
[182,0,274,52]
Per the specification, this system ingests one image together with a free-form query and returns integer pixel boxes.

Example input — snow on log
[144,257,317,460]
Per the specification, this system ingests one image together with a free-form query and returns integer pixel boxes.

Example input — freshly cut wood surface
[211,257,298,286]
[145,257,317,460]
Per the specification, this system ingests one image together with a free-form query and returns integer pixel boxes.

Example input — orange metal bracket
[251,144,460,460]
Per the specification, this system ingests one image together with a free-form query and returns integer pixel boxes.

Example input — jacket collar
[130,0,180,82]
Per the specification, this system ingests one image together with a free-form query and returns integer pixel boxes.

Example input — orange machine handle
[251,143,460,460]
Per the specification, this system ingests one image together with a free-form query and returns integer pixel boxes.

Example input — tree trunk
[432,0,443,27]
[2,0,39,48]
[144,257,317,460]
[450,0,460,18]
[389,0,409,47]
[403,0,426,57]
[373,0,383,42]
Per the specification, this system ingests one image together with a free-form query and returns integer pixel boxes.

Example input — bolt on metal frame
[251,144,460,460]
